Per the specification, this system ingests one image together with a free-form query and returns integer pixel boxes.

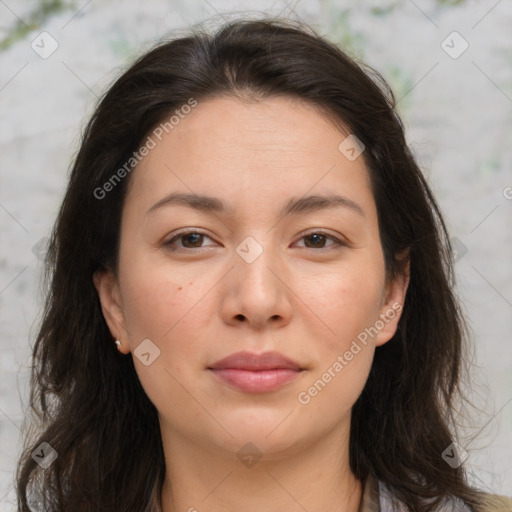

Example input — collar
[360,473,475,512]
[151,470,475,512]
[358,472,381,512]
[151,472,384,512]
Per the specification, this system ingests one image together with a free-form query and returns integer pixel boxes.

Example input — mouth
[207,351,304,393]
[208,368,303,393]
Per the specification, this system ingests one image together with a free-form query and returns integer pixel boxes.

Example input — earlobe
[93,270,128,351]
[375,256,410,347]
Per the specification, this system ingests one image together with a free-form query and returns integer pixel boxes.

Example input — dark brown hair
[16,16,486,512]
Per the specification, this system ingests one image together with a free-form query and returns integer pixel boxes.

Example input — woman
[15,17,512,512]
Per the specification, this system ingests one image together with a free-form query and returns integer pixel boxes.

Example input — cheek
[296,257,386,413]
[121,275,176,340]
[296,265,383,413]
[298,344,374,422]
[118,263,212,411]
[307,262,385,352]
[118,251,213,351]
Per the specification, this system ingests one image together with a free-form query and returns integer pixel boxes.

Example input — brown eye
[295,231,344,250]
[180,233,204,248]
[304,233,328,248]
[165,231,214,250]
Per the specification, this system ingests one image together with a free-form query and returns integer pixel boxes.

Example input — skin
[94,95,409,512]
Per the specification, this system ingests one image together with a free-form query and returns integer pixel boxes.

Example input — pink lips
[208,351,303,393]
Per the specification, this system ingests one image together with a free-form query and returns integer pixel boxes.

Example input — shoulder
[479,493,512,512]
[377,479,512,512]
[378,479,469,511]
[378,480,471,511]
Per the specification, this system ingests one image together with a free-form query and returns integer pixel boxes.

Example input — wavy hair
[16,17,486,512]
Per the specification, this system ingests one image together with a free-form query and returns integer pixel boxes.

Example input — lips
[208,351,303,393]
[208,351,302,371]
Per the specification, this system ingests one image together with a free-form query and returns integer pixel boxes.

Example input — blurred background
[1,0,511,509]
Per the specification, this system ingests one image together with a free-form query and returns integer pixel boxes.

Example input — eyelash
[164,229,346,251]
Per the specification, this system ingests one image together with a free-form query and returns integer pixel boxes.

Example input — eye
[294,231,345,250]
[164,230,216,250]
[164,229,346,251]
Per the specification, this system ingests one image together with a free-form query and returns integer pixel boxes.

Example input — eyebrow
[146,192,365,218]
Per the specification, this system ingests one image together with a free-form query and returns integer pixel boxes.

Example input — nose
[220,237,294,331]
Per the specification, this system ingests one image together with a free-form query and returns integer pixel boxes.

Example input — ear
[93,269,130,354]
[374,252,410,347]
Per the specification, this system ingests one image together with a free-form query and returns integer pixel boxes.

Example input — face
[94,95,408,461]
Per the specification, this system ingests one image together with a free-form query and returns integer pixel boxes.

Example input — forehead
[155,94,352,156]
[124,95,374,217]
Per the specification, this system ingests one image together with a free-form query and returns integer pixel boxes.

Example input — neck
[159,421,363,512]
